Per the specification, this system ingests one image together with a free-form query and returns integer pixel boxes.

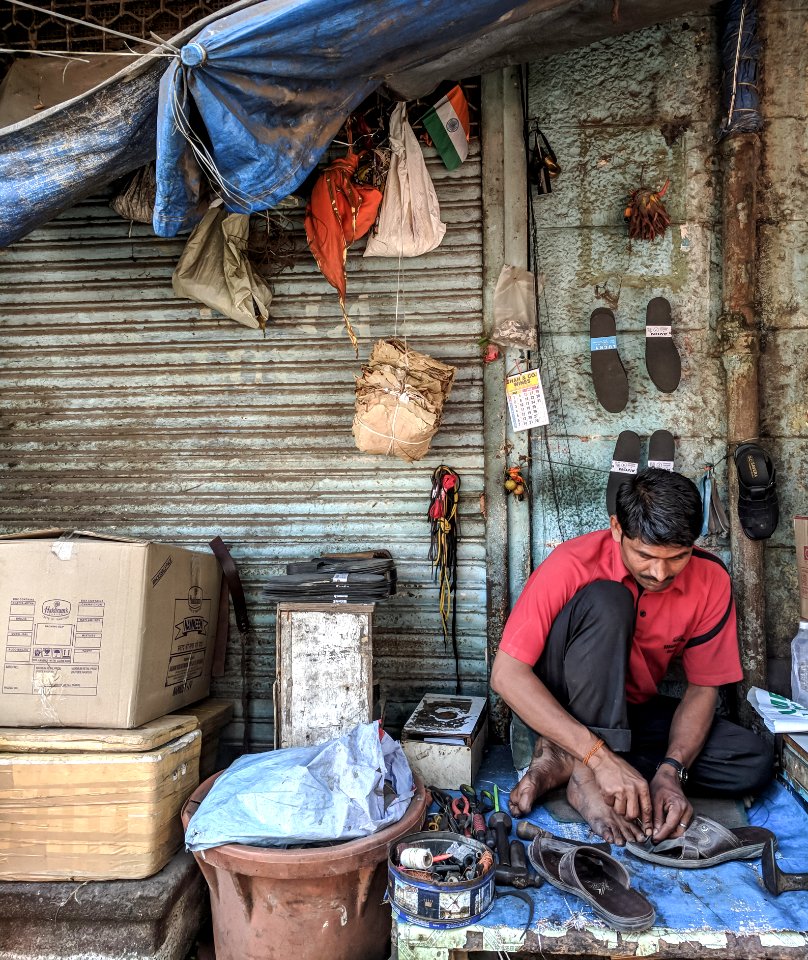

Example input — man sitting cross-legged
[490,469,773,845]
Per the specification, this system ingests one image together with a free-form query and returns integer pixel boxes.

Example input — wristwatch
[656,757,689,784]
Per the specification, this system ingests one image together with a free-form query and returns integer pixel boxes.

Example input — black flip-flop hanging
[428,466,461,693]
[645,297,681,393]
[590,308,629,413]
[606,430,640,517]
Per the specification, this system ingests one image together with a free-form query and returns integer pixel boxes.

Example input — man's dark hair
[615,468,703,546]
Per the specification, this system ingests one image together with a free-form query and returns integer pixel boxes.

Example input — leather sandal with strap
[529,836,655,932]
[626,815,776,869]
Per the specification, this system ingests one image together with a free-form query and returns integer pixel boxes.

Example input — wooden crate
[0,729,200,881]
[275,603,373,748]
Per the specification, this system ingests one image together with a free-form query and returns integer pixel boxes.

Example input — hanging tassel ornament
[623,178,671,241]
[504,465,528,501]
[428,466,461,693]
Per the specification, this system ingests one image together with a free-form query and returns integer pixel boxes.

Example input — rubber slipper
[648,429,675,471]
[645,297,681,393]
[606,430,640,516]
[625,815,776,869]
[530,838,655,932]
[590,308,628,413]
[734,441,779,540]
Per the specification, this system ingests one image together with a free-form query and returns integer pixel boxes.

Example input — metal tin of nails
[388,831,495,929]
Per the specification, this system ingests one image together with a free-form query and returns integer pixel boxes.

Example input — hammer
[488,810,513,867]
[516,820,611,852]
[762,838,808,896]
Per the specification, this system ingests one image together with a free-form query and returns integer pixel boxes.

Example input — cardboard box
[795,518,808,620]
[172,697,234,780]
[779,733,808,815]
[0,728,201,880]
[401,694,488,790]
[0,530,222,728]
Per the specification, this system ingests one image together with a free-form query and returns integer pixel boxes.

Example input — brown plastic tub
[181,772,428,960]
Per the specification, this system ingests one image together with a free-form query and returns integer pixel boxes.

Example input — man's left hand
[650,765,693,842]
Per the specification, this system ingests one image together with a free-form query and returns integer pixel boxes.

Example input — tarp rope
[428,465,461,694]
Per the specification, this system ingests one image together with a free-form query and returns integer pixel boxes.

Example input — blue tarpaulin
[153,0,530,235]
[0,0,526,246]
[0,0,715,247]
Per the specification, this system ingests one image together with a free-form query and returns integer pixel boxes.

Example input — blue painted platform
[393,747,808,958]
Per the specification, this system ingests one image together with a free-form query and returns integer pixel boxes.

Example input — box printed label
[165,590,211,692]
[2,597,104,696]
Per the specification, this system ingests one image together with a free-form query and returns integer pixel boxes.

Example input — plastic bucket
[181,772,428,960]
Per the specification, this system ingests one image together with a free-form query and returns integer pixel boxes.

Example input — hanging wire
[0,46,174,58]
[520,65,587,548]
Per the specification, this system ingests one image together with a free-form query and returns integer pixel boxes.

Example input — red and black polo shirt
[500,529,742,704]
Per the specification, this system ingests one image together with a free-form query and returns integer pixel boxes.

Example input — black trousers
[511,580,773,797]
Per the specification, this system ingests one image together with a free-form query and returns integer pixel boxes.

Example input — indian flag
[422,85,470,171]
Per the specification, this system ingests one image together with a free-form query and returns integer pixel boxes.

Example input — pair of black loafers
[734,441,779,540]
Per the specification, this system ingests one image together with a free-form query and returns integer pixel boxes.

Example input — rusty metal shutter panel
[0,146,485,754]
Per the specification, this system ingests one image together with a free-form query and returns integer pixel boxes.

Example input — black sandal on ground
[733,441,779,540]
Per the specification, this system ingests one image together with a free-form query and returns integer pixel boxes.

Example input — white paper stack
[746,686,808,733]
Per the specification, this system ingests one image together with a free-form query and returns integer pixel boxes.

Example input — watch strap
[657,757,688,781]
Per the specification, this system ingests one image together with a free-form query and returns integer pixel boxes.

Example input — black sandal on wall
[733,441,779,540]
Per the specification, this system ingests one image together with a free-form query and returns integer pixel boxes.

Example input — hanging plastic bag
[184,721,414,851]
[364,102,446,258]
[110,163,157,224]
[491,264,538,351]
[172,201,271,329]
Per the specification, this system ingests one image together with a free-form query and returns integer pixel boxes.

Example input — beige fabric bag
[172,202,272,329]
[363,102,446,258]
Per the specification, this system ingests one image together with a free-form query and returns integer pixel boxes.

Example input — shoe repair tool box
[401,694,488,789]
[0,529,222,727]
[0,713,201,880]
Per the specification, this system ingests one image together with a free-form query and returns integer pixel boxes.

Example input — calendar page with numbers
[505,369,550,431]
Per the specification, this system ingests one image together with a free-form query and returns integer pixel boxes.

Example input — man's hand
[649,764,693,842]
[587,748,653,834]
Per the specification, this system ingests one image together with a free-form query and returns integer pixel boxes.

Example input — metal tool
[427,786,461,833]
[460,783,489,842]
[450,795,472,836]
[762,838,808,896]
[488,810,513,867]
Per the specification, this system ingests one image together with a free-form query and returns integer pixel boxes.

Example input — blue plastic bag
[185,721,414,851]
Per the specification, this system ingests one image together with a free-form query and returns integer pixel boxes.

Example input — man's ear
[610,516,622,542]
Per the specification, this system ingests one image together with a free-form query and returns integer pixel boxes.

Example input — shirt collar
[609,531,687,595]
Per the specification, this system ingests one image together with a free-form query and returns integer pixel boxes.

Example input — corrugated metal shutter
[0,146,486,753]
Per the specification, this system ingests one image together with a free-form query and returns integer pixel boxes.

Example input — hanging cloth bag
[172,200,272,329]
[364,102,446,258]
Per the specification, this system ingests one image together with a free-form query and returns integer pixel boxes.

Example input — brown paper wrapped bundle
[353,339,456,462]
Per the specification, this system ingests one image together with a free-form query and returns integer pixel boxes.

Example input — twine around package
[353,339,456,463]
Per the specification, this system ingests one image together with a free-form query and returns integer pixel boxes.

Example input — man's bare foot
[566,764,648,846]
[509,737,575,817]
